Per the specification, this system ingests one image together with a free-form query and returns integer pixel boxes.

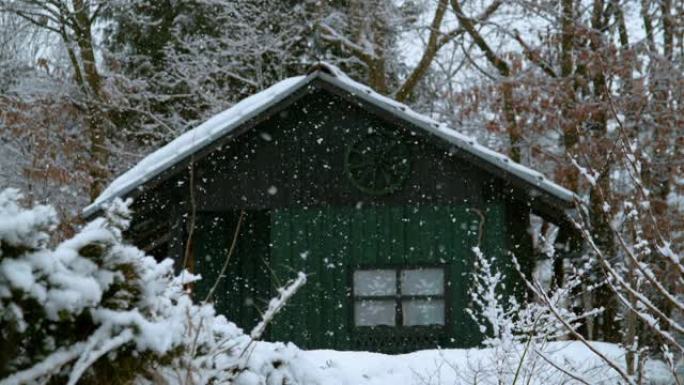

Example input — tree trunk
[588,0,620,343]
[501,82,521,163]
[72,0,109,199]
[560,0,578,190]
[450,0,519,161]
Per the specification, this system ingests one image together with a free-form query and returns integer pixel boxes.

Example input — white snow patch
[0,259,34,291]
[248,341,674,385]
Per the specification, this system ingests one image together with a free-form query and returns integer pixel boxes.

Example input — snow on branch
[250,272,307,340]
[0,190,308,385]
[0,343,86,385]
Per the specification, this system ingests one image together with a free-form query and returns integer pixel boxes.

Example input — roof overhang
[83,63,577,224]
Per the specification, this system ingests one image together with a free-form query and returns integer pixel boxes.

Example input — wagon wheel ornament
[345,132,411,195]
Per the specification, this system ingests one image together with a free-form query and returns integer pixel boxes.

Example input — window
[352,267,446,327]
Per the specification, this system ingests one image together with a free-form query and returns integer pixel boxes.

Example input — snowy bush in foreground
[465,246,676,385]
[465,246,589,384]
[0,189,306,385]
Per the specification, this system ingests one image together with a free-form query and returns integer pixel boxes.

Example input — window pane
[353,269,396,296]
[401,268,444,295]
[354,300,396,326]
[402,299,445,326]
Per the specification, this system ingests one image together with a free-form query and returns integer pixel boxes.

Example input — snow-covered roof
[83,63,576,217]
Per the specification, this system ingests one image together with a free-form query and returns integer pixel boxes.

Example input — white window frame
[351,265,447,328]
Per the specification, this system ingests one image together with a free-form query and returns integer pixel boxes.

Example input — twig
[235,272,308,368]
[511,316,541,385]
[180,159,196,280]
[534,349,592,385]
[0,343,86,385]
[67,328,134,385]
[470,207,486,247]
[249,272,307,340]
[534,280,638,385]
[203,210,246,303]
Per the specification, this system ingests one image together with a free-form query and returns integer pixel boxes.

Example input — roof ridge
[306,61,339,76]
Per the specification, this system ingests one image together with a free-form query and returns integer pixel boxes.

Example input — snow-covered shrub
[464,246,625,384]
[0,188,305,385]
[467,246,591,347]
[465,243,680,384]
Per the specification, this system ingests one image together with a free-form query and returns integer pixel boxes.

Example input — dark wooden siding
[191,210,272,330]
[126,86,534,351]
[191,88,500,211]
[268,204,510,352]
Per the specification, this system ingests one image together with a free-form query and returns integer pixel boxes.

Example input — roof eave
[83,67,577,220]
[313,72,577,207]
[82,73,319,218]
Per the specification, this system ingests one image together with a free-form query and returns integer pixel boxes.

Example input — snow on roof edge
[315,71,576,204]
[82,74,311,217]
[84,62,576,218]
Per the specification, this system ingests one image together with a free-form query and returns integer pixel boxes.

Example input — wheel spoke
[346,132,409,194]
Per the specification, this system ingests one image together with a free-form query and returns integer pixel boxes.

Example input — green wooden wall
[189,204,515,352]
[127,84,544,353]
[268,204,509,353]
[192,211,273,331]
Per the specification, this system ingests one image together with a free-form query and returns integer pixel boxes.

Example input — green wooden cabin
[84,63,577,353]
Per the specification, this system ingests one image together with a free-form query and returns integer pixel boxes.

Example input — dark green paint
[127,86,542,353]
[267,204,507,353]
[192,211,272,332]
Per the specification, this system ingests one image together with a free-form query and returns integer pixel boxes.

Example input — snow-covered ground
[243,341,675,385]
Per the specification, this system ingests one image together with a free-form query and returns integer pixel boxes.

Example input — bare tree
[317,0,500,102]
[0,0,111,200]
